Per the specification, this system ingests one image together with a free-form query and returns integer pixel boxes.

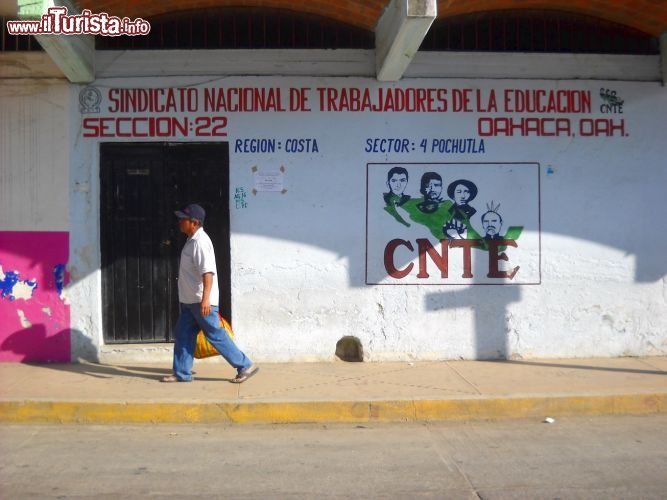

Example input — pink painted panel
[0,231,70,362]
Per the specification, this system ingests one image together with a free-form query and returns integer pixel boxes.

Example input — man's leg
[172,304,199,381]
[196,306,253,372]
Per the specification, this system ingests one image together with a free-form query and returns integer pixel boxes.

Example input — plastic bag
[194,314,235,359]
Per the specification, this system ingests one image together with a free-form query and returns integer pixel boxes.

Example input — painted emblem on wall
[366,163,541,285]
[79,86,102,114]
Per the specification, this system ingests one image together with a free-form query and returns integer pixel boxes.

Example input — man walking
[162,203,258,384]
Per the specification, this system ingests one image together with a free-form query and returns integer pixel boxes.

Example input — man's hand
[200,297,211,317]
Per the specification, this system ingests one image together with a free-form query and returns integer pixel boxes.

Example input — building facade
[1,1,666,363]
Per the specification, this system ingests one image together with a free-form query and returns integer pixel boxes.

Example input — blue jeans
[172,303,253,381]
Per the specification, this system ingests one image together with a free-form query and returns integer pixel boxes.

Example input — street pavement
[3,415,667,498]
[0,356,665,424]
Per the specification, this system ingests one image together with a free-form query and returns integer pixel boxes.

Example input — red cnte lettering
[416,238,448,278]
[449,239,478,278]
[384,239,414,278]
[383,238,519,280]
[486,240,520,279]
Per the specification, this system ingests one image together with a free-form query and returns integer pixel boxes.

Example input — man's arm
[201,272,214,317]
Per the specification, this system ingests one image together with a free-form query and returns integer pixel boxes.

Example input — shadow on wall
[426,286,521,360]
[0,327,98,363]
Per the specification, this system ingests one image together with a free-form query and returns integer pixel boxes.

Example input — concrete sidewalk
[1,357,666,424]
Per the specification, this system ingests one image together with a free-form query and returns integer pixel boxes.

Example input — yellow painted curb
[1,394,665,424]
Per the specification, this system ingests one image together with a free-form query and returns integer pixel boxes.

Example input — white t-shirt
[177,227,219,305]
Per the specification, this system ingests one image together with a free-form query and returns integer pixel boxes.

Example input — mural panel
[366,163,540,285]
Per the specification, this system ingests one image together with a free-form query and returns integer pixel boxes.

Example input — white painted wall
[0,80,69,231]
[68,71,667,362]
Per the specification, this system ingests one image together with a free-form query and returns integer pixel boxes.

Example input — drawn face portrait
[425,179,442,201]
[482,211,502,237]
[447,179,478,209]
[453,184,471,206]
[388,172,408,196]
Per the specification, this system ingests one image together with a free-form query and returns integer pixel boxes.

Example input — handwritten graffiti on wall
[366,163,541,285]
[0,231,70,362]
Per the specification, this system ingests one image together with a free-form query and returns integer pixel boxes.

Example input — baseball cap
[174,203,206,222]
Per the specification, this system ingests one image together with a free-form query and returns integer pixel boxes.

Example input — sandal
[160,375,191,383]
[231,366,259,384]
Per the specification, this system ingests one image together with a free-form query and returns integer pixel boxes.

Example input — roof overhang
[375,0,436,81]
[17,0,94,83]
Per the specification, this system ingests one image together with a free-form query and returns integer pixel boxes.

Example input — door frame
[100,141,231,344]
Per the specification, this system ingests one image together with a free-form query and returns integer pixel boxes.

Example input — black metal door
[100,142,231,343]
